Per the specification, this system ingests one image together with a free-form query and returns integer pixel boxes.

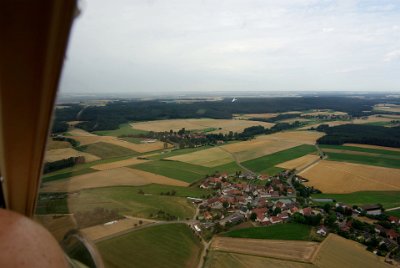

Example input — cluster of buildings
[197,173,304,227]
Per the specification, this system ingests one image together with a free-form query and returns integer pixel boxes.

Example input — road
[218,146,256,176]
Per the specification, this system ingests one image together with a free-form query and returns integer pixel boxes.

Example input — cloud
[384,50,400,62]
[59,0,400,93]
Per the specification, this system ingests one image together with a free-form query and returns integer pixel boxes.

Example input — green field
[386,209,400,218]
[223,223,312,241]
[36,193,68,214]
[325,152,400,169]
[147,146,214,160]
[68,185,205,219]
[94,123,149,137]
[320,144,400,157]
[77,142,138,159]
[97,224,203,268]
[241,145,317,174]
[133,160,243,183]
[312,191,400,209]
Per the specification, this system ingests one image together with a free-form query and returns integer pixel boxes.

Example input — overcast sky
[59,0,400,93]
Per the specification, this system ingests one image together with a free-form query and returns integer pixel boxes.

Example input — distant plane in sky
[232,98,237,102]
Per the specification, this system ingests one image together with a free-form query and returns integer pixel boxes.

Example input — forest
[52,96,394,132]
[317,124,400,148]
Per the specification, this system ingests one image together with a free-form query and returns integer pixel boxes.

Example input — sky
[59,0,400,94]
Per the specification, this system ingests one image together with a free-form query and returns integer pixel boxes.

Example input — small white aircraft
[232,97,237,102]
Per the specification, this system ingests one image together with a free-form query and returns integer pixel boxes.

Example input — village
[194,170,400,264]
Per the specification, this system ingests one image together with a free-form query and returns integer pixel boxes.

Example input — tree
[323,203,331,213]
[223,201,229,209]
[273,207,282,216]
[250,212,257,221]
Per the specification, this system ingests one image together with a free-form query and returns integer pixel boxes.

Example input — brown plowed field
[41,167,188,192]
[300,160,400,193]
[211,237,319,263]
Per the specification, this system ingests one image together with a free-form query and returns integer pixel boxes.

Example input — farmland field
[300,160,400,193]
[81,217,155,241]
[386,209,400,217]
[299,120,350,130]
[130,118,274,134]
[221,131,322,162]
[373,104,400,113]
[204,251,315,268]
[312,191,400,209]
[276,154,320,171]
[320,144,400,156]
[325,152,400,169]
[46,139,71,150]
[211,237,319,263]
[167,147,234,167]
[91,157,149,170]
[133,160,243,183]
[41,167,188,192]
[34,214,76,242]
[223,223,312,241]
[94,123,149,137]
[352,114,399,124]
[313,234,389,268]
[233,113,278,120]
[77,142,138,159]
[242,145,317,174]
[45,148,100,162]
[344,143,400,152]
[97,224,203,268]
[67,186,202,220]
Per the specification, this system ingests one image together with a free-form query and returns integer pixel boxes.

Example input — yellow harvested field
[344,143,400,152]
[68,128,97,136]
[313,234,389,268]
[221,131,323,162]
[205,251,315,268]
[46,139,71,150]
[68,132,168,153]
[301,110,347,116]
[276,154,320,171]
[45,148,100,162]
[352,115,397,124]
[91,158,149,170]
[233,113,278,120]
[81,217,155,242]
[373,104,400,113]
[279,118,311,123]
[211,237,319,263]
[300,160,400,193]
[167,147,234,167]
[41,167,188,192]
[299,121,350,130]
[131,119,274,134]
[34,214,77,242]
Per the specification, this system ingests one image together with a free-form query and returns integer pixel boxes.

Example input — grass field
[36,193,68,214]
[77,142,138,159]
[67,186,201,220]
[313,234,389,268]
[320,144,400,157]
[386,209,400,217]
[300,160,400,193]
[223,223,312,241]
[97,224,203,268]
[242,145,317,174]
[312,191,400,209]
[204,251,315,268]
[133,160,243,183]
[42,167,188,192]
[146,146,214,160]
[94,123,149,137]
[325,153,400,169]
